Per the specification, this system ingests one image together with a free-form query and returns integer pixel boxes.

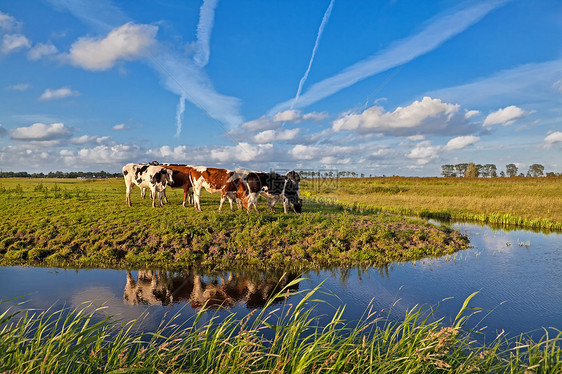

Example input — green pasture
[302,176,562,230]
[0,178,468,270]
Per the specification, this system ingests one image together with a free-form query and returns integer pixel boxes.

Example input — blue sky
[0,0,561,176]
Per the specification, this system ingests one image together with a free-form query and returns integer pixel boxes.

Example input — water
[1,223,560,342]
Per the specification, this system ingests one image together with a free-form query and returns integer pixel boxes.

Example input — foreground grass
[0,178,468,270]
[302,176,562,231]
[1,282,560,373]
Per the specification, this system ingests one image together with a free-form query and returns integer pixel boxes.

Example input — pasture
[302,176,562,230]
[0,178,468,270]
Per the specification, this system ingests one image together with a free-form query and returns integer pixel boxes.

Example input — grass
[1,281,560,373]
[0,178,469,270]
[302,176,562,231]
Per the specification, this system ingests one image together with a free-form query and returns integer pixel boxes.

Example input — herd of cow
[122,162,303,213]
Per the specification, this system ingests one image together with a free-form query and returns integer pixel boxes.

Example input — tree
[441,164,456,177]
[465,162,479,178]
[500,171,505,177]
[506,164,518,177]
[481,164,497,178]
[527,164,544,177]
[455,163,468,177]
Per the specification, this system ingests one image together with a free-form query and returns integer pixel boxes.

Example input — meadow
[1,282,560,373]
[302,176,562,231]
[0,178,468,270]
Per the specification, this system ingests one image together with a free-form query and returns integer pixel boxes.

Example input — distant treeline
[441,162,561,178]
[0,171,121,179]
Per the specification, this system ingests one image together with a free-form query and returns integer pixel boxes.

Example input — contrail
[175,94,186,138]
[194,0,219,68]
[270,0,509,115]
[291,0,335,109]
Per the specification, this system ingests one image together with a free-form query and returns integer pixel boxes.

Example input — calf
[122,163,173,208]
[189,166,249,212]
[157,163,195,207]
[245,170,302,213]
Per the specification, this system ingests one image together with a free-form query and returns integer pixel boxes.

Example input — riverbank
[1,286,560,373]
[0,178,468,270]
[302,176,562,231]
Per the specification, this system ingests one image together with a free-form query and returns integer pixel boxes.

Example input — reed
[1,283,560,373]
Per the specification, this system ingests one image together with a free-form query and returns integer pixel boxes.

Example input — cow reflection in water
[124,270,298,308]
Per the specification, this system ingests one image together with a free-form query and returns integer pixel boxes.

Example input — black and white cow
[122,163,173,208]
[243,170,302,213]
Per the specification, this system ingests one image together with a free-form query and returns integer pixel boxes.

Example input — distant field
[0,178,468,270]
[302,177,562,230]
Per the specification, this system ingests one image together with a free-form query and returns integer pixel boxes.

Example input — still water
[1,223,560,342]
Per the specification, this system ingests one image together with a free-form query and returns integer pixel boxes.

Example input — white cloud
[252,128,300,143]
[7,83,30,91]
[193,0,218,68]
[483,105,526,126]
[66,22,157,71]
[270,1,506,113]
[465,110,480,119]
[77,144,135,163]
[210,142,274,163]
[28,43,58,60]
[39,87,80,101]
[444,135,479,151]
[272,110,329,123]
[1,34,31,54]
[544,131,562,149]
[332,97,474,136]
[10,122,71,141]
[289,144,357,161]
[0,11,20,31]
[407,141,440,165]
[70,135,110,144]
[407,135,425,141]
[112,123,127,130]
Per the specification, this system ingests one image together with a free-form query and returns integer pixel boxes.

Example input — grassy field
[1,283,560,373]
[0,178,468,270]
[302,176,562,230]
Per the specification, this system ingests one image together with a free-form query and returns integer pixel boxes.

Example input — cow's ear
[173,170,179,175]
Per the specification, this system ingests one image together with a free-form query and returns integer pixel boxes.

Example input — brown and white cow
[243,170,302,213]
[122,163,173,208]
[156,163,195,207]
[189,166,249,212]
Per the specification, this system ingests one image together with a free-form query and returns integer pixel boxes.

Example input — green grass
[1,282,560,373]
[0,178,469,270]
[302,176,562,231]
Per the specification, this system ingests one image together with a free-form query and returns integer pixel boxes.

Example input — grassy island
[0,178,468,270]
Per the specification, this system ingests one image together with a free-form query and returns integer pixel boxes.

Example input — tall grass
[1,281,560,373]
[302,177,562,231]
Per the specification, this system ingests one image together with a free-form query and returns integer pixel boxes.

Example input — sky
[0,0,561,176]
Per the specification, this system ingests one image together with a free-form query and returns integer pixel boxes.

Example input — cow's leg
[162,189,168,204]
[193,187,203,211]
[158,189,164,207]
[283,197,289,214]
[125,183,132,206]
[218,194,226,211]
[151,186,157,208]
[141,187,147,199]
[182,186,188,207]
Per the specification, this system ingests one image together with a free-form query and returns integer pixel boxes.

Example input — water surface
[1,223,560,342]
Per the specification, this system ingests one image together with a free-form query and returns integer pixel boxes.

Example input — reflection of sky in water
[0,223,560,342]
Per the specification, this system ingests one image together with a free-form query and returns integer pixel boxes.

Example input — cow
[122,163,173,208]
[189,166,250,212]
[156,163,195,207]
[243,170,302,213]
